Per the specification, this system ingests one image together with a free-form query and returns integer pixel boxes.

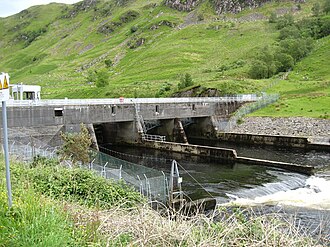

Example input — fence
[89,150,169,203]
[8,141,58,162]
[6,138,169,204]
[216,93,280,132]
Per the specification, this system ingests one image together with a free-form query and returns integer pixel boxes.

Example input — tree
[319,18,330,38]
[268,12,277,23]
[58,124,92,165]
[178,73,193,89]
[96,69,109,87]
[276,14,294,29]
[324,0,330,14]
[279,25,301,40]
[274,52,294,72]
[249,60,269,79]
[279,38,313,62]
[312,2,321,16]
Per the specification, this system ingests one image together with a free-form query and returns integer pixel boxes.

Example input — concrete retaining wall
[140,141,237,161]
[237,157,314,175]
[217,133,308,148]
[138,141,314,175]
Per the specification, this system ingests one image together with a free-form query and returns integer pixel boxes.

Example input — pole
[2,101,12,208]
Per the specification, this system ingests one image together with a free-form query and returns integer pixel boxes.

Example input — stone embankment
[230,117,330,143]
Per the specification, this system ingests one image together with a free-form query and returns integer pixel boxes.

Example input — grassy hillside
[0,0,328,118]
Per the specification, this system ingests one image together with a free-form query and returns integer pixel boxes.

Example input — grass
[0,187,75,247]
[0,154,323,246]
[249,35,330,118]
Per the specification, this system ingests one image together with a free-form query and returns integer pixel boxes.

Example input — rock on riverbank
[230,117,330,139]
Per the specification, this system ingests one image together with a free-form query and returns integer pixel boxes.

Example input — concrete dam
[3,96,256,147]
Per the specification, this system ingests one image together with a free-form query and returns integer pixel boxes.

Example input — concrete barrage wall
[140,140,237,161]
[218,133,308,148]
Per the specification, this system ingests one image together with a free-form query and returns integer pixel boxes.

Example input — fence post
[101,162,108,178]
[89,159,95,170]
[119,165,122,180]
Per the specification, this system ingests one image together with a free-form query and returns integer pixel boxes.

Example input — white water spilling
[226,176,330,210]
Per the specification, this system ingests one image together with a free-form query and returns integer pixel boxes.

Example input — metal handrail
[6,95,260,107]
[142,134,166,142]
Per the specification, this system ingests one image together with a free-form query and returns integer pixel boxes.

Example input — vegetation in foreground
[0,156,321,246]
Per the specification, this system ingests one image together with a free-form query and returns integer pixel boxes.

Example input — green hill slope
[0,0,328,117]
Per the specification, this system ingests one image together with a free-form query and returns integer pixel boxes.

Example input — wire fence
[216,93,280,132]
[8,141,58,162]
[6,139,169,203]
[89,150,169,203]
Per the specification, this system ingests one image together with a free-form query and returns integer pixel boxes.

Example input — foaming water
[226,176,330,210]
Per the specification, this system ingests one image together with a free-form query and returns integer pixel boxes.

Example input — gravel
[230,117,330,139]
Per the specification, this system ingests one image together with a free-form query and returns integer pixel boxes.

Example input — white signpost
[0,72,12,208]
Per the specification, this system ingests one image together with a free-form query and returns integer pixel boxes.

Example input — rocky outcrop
[165,0,306,14]
[63,0,98,18]
[211,0,306,14]
[173,86,221,97]
[164,0,202,12]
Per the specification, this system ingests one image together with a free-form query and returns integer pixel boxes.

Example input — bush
[178,73,193,89]
[95,69,109,87]
[268,12,277,23]
[276,14,294,29]
[325,0,330,14]
[274,52,294,72]
[312,2,321,16]
[58,124,92,165]
[130,25,138,33]
[319,18,330,38]
[249,60,269,79]
[28,165,142,208]
[279,25,301,40]
[279,38,313,62]
[104,59,113,67]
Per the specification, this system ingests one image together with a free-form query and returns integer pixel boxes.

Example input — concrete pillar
[116,121,141,144]
[185,117,217,139]
[173,119,188,144]
[86,124,99,150]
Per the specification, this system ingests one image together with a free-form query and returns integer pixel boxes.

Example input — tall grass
[0,183,75,247]
[0,158,321,246]
[69,203,318,246]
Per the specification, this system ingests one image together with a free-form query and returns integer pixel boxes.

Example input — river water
[105,142,330,243]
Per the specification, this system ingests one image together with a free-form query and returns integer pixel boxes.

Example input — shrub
[268,12,277,23]
[104,59,113,67]
[274,52,294,72]
[249,60,269,79]
[178,73,193,89]
[279,25,301,40]
[276,14,294,29]
[95,69,109,87]
[28,165,142,208]
[279,38,313,62]
[130,25,138,33]
[312,2,321,16]
[325,0,330,14]
[58,123,92,165]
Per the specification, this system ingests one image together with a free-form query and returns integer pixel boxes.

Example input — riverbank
[1,158,319,246]
[230,117,330,143]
